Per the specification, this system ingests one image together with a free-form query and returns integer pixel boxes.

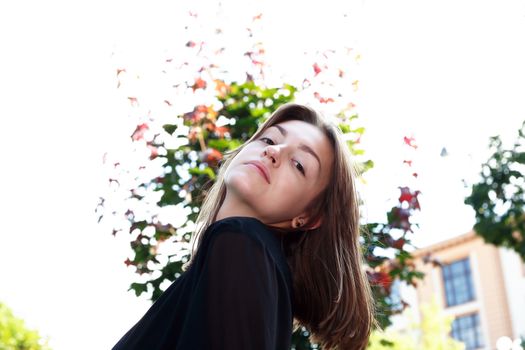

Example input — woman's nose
[264,145,280,164]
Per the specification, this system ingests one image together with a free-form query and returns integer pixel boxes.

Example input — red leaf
[313,92,334,104]
[398,186,413,203]
[403,136,418,149]
[393,238,405,250]
[398,187,422,210]
[183,105,208,124]
[368,271,393,290]
[154,176,164,184]
[203,122,215,132]
[128,97,139,107]
[377,272,393,289]
[131,123,149,141]
[147,144,158,160]
[313,63,322,76]
[200,148,223,166]
[214,126,229,138]
[192,77,207,91]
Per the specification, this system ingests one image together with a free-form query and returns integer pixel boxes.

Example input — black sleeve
[178,230,281,350]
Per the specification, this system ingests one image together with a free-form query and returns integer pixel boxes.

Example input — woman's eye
[260,137,275,145]
[294,160,305,176]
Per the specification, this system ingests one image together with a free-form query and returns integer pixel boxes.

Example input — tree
[367,296,465,350]
[464,120,525,260]
[0,302,51,350]
[96,5,427,348]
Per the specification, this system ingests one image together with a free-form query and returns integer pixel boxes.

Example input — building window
[451,313,484,350]
[442,257,475,307]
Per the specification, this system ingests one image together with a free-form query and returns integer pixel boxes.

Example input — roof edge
[410,229,479,258]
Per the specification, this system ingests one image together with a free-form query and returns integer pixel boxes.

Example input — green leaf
[129,282,148,297]
[163,123,178,135]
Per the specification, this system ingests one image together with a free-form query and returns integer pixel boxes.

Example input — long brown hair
[182,102,379,349]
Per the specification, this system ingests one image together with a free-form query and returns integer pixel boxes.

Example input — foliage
[367,296,465,350]
[362,136,426,328]
[464,120,525,260]
[101,83,423,344]
[0,302,51,350]
[97,5,428,348]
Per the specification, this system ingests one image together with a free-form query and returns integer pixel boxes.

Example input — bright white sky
[0,0,524,349]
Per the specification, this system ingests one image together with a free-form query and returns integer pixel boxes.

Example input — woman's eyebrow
[272,124,322,171]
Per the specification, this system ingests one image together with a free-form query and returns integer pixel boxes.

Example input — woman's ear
[293,215,322,230]
[292,217,305,229]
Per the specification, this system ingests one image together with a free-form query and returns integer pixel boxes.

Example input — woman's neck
[215,194,259,222]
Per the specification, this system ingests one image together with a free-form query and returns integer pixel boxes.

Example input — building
[391,229,525,350]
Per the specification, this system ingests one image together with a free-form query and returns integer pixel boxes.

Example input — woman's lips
[246,163,270,184]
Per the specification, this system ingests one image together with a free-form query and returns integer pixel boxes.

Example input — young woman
[112,103,378,350]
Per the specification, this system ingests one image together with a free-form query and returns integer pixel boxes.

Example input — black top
[112,216,294,350]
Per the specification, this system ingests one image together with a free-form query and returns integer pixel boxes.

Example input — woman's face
[218,119,334,229]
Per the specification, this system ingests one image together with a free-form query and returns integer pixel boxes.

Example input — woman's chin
[227,171,266,191]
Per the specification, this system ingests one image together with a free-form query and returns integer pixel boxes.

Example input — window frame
[450,312,484,350]
[441,256,476,307]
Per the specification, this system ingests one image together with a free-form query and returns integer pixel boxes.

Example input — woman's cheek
[279,185,303,205]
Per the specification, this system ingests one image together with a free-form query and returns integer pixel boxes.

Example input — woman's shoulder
[205,216,292,285]
[206,216,281,254]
